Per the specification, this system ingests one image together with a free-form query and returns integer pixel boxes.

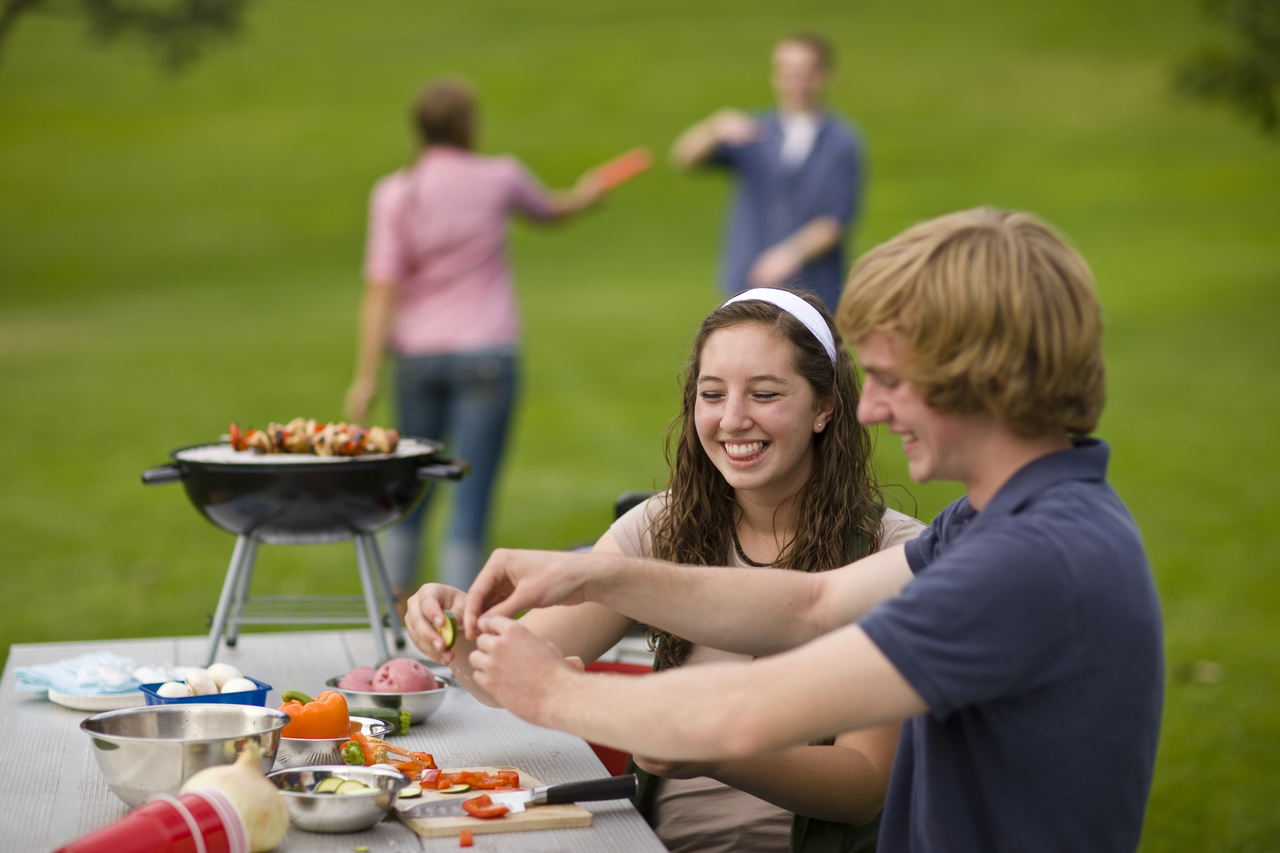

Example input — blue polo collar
[978,438,1111,522]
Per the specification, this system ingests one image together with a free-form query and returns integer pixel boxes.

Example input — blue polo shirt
[859,439,1163,852]
[709,111,863,312]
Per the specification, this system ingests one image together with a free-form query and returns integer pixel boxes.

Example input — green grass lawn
[2,0,1278,848]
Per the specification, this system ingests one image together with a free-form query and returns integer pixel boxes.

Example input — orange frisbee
[592,147,653,191]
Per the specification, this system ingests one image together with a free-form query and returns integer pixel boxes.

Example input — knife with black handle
[403,774,637,818]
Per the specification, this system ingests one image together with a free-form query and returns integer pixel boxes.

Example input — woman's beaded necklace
[731,525,780,568]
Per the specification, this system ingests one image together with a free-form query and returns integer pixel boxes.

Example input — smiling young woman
[407,287,924,853]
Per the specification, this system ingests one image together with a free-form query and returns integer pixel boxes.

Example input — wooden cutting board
[393,766,593,838]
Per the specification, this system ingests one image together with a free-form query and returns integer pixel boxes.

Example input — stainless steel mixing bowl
[267,764,410,832]
[324,671,458,724]
[274,716,394,768]
[81,704,289,807]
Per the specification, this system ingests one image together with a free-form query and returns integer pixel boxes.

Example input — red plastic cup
[55,788,247,853]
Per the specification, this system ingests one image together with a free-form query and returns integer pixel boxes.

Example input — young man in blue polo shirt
[413,208,1165,852]
[670,32,863,313]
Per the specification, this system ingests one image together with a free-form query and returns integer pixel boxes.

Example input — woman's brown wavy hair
[648,288,883,668]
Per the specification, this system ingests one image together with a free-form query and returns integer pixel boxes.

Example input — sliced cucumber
[397,786,423,798]
[312,776,343,794]
[440,610,458,650]
[335,779,377,795]
[438,783,470,794]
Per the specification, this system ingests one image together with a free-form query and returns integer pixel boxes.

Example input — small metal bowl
[275,716,394,768]
[324,670,458,724]
[268,764,410,833]
[81,704,289,807]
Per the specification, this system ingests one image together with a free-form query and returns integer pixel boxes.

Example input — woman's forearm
[344,282,397,422]
[353,283,396,384]
[696,725,900,825]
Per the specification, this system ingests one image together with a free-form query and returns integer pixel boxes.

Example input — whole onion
[180,742,288,852]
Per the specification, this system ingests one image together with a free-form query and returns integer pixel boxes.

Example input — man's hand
[670,108,760,169]
[462,548,595,639]
[404,584,468,664]
[632,755,722,779]
[711,108,761,146]
[469,616,578,723]
[747,242,805,287]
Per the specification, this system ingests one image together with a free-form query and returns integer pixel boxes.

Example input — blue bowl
[141,676,272,707]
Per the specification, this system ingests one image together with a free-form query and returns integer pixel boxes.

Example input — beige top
[609,495,925,853]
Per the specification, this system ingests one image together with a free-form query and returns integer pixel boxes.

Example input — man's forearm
[669,117,722,169]
[583,553,828,655]
[583,545,911,655]
[780,215,842,263]
[521,624,924,761]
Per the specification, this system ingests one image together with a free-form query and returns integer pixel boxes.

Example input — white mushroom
[185,668,219,696]
[156,681,192,698]
[220,677,258,694]
[206,663,243,691]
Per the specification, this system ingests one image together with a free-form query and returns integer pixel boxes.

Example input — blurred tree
[1176,0,1280,134]
[0,0,248,72]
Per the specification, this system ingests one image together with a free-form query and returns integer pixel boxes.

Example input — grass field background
[2,1,1278,848]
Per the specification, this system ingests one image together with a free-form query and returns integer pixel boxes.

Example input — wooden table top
[1,630,666,852]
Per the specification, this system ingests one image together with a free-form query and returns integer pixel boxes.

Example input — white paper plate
[48,690,147,711]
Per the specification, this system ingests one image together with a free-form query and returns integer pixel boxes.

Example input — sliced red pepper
[459,828,473,847]
[229,422,244,451]
[468,771,520,790]
[349,731,377,765]
[420,769,442,787]
[461,794,509,820]
[411,752,437,769]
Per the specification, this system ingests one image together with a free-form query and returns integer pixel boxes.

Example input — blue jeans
[381,345,518,594]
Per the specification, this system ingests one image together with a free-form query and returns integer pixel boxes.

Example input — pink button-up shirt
[363,147,556,356]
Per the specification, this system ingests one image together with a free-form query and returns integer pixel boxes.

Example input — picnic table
[1,630,667,852]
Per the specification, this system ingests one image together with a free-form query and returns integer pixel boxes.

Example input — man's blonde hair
[837,207,1104,437]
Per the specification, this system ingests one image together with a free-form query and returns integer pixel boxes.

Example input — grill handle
[141,465,183,486]
[418,459,470,482]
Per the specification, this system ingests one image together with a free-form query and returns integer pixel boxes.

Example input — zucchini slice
[335,779,377,795]
[313,776,343,794]
[440,610,458,650]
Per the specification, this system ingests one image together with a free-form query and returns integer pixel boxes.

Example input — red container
[584,661,651,776]
[55,788,247,853]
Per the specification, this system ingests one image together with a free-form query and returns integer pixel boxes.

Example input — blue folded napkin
[14,652,170,696]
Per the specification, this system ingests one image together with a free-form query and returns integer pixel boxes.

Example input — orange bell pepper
[278,690,349,738]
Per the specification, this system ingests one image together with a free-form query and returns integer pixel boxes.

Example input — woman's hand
[405,584,469,665]
[343,376,377,424]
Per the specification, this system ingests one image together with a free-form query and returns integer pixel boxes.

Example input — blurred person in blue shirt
[670,32,863,313]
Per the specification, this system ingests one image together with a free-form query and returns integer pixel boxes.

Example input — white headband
[721,288,838,364]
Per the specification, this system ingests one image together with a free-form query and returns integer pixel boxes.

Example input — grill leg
[225,536,259,649]
[361,534,406,650]
[354,534,391,663]
[206,535,258,667]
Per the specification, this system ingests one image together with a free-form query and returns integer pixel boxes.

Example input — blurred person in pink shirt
[345,78,602,598]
